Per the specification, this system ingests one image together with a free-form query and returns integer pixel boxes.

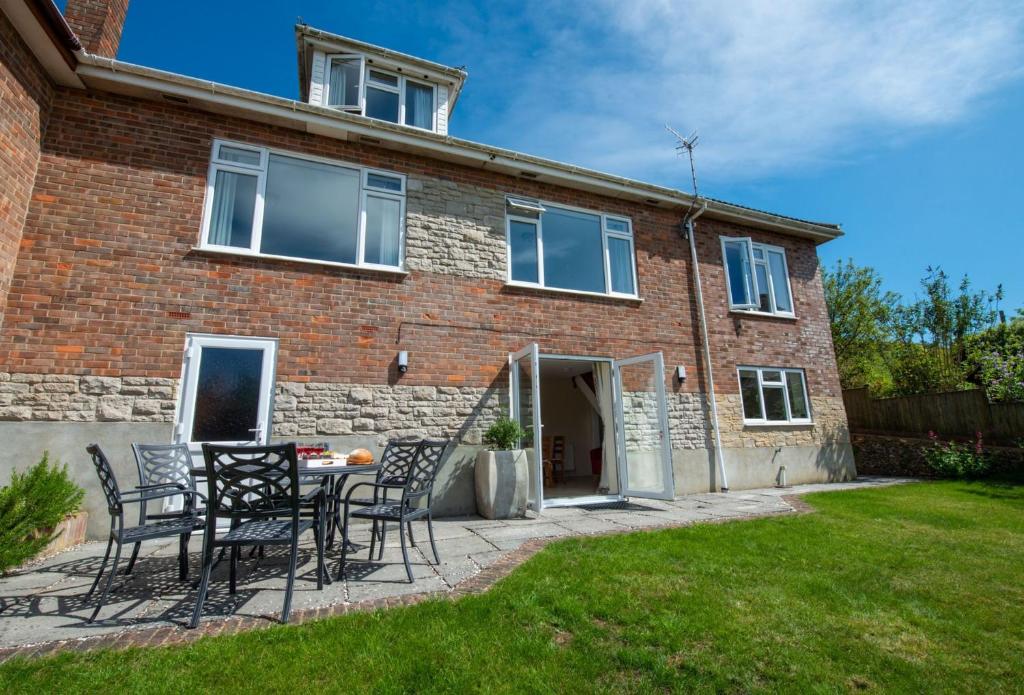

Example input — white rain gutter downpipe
[685,203,729,491]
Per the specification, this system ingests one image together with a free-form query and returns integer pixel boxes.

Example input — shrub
[0,453,85,573]
[923,431,991,479]
[482,415,528,451]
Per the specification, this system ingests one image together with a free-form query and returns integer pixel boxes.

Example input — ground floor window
[738,366,811,424]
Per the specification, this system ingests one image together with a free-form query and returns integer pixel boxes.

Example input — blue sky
[99,0,1024,312]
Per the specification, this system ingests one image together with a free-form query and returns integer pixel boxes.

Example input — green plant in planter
[0,452,84,573]
[482,415,528,451]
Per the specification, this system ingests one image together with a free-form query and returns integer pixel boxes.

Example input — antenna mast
[665,124,700,218]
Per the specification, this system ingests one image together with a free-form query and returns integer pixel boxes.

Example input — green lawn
[3,481,1023,693]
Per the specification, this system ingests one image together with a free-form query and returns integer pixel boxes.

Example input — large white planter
[474,449,529,520]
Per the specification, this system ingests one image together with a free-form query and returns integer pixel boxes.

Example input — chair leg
[189,544,215,629]
[178,534,190,581]
[336,512,351,581]
[399,520,413,583]
[377,522,387,561]
[316,501,327,589]
[123,542,142,576]
[408,521,417,547]
[229,546,238,595]
[87,534,114,598]
[281,535,299,624]
[88,538,123,623]
[368,519,378,559]
[427,512,440,565]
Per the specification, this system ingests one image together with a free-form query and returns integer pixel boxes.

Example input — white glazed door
[612,352,675,500]
[509,343,542,511]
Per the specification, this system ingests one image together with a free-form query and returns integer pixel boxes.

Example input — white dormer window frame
[319,55,438,132]
[323,54,365,112]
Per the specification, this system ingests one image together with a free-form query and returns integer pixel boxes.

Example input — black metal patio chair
[337,439,450,583]
[125,443,205,576]
[190,443,326,628]
[342,439,421,557]
[85,444,203,624]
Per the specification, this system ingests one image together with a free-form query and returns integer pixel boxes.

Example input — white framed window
[737,366,811,424]
[200,139,406,271]
[324,54,363,111]
[357,67,436,132]
[721,237,795,316]
[505,198,639,298]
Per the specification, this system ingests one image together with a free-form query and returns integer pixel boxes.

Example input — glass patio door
[175,334,277,450]
[612,352,675,500]
[509,343,542,510]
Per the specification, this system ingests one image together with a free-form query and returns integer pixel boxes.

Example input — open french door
[612,352,675,500]
[509,343,543,511]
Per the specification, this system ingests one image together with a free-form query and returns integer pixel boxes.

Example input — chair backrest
[402,439,449,506]
[201,443,299,523]
[131,443,194,491]
[86,444,122,515]
[377,440,421,485]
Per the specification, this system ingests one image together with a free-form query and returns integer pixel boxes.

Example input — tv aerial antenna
[665,124,701,219]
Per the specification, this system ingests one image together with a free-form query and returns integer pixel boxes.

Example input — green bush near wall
[0,453,85,574]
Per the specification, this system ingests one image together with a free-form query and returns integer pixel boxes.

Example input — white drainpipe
[685,203,729,491]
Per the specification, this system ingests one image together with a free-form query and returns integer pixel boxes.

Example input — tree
[822,259,898,391]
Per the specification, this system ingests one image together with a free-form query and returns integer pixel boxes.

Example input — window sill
[729,309,797,321]
[504,282,643,303]
[742,420,814,428]
[191,247,409,276]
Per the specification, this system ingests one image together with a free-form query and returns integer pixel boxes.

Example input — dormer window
[365,70,400,122]
[324,54,362,110]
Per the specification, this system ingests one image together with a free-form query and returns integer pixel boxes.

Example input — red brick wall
[63,0,129,57]
[2,87,839,402]
[0,12,54,330]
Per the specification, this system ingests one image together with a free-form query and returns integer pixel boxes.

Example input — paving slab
[0,477,914,651]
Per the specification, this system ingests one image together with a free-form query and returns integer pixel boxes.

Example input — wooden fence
[842,388,1024,444]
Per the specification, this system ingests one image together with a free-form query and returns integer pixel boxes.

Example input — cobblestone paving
[0,477,913,661]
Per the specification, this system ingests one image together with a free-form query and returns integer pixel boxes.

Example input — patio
[0,478,909,658]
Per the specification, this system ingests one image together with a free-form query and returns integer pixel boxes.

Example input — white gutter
[686,202,729,491]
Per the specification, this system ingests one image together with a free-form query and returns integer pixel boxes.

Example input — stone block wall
[0,373,177,423]
[715,395,850,448]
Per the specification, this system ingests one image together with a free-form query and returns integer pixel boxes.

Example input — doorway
[509,344,674,510]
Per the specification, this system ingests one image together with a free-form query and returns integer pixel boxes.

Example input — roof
[295,24,467,110]
[1,0,82,85]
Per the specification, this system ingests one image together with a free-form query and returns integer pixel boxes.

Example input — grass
[2,481,1023,693]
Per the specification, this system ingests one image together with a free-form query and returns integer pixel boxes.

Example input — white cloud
[445,0,1024,185]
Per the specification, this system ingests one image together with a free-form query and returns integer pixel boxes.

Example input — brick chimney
[63,0,130,57]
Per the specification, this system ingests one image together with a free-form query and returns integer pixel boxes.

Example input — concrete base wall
[0,422,855,540]
[673,442,857,494]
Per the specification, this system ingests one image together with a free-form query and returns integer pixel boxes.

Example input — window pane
[542,207,605,293]
[739,370,762,420]
[363,195,402,267]
[191,347,263,442]
[368,70,398,87]
[786,372,809,419]
[404,82,433,129]
[328,58,360,107]
[762,370,783,383]
[724,240,753,306]
[608,236,635,294]
[755,262,771,312]
[260,154,360,264]
[208,170,257,248]
[768,251,792,313]
[218,145,261,167]
[763,386,788,421]
[366,86,399,122]
[606,218,629,233]
[509,220,539,283]
[366,173,403,192]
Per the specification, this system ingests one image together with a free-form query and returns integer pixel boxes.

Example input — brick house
[0,0,854,538]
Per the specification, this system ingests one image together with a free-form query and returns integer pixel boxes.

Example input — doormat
[577,501,659,512]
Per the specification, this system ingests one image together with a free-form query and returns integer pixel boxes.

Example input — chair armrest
[134,482,188,492]
[119,488,190,504]
[343,481,403,505]
[300,487,325,503]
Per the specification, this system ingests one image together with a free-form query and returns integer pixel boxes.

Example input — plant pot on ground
[475,416,530,520]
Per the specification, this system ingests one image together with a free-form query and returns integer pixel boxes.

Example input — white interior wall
[539,369,597,477]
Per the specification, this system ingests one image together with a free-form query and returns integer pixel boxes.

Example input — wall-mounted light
[676,365,687,383]
[398,351,409,374]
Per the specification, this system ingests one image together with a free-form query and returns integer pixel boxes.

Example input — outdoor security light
[398,351,409,374]
[676,365,686,382]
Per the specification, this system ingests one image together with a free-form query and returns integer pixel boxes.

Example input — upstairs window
[324,55,362,110]
[201,140,406,270]
[738,367,811,424]
[721,237,794,316]
[365,69,400,122]
[506,198,638,298]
